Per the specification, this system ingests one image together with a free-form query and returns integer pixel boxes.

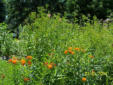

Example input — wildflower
[21,59,26,66]
[26,56,32,60]
[12,57,17,60]
[68,47,72,50]
[8,59,12,63]
[44,62,48,66]
[28,61,32,66]
[24,78,30,82]
[71,51,75,55]
[89,55,94,58]
[69,50,75,55]
[48,64,53,69]
[47,14,51,18]
[69,50,72,54]
[74,48,80,51]
[82,77,86,82]
[50,62,56,66]
[54,64,56,66]
[64,50,68,54]
[12,60,17,64]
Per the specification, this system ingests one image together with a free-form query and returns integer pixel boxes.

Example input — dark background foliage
[0,0,5,23]
[0,0,113,30]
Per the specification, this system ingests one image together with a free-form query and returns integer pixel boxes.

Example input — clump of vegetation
[0,11,113,85]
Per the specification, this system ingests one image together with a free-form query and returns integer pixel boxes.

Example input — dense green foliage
[3,0,113,30]
[0,0,5,22]
[0,0,113,84]
[65,0,113,19]
[5,0,64,30]
[0,12,113,84]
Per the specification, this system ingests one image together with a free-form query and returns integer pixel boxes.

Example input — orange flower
[82,77,86,82]
[69,50,75,55]
[24,78,30,82]
[12,60,17,64]
[69,50,72,53]
[26,56,32,60]
[74,48,80,51]
[68,47,72,50]
[71,51,75,55]
[48,64,53,69]
[21,59,26,66]
[89,55,94,58]
[64,50,68,54]
[28,61,32,66]
[8,59,12,63]
[12,57,17,60]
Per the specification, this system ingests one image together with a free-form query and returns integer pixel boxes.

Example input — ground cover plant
[0,11,113,85]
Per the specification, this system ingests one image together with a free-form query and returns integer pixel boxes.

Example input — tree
[0,0,5,23]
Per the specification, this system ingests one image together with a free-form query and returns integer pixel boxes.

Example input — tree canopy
[0,0,113,30]
[0,0,5,23]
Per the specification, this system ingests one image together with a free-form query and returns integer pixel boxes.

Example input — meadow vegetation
[0,10,113,85]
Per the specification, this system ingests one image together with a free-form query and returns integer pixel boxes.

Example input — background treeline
[0,0,5,22]
[0,0,113,29]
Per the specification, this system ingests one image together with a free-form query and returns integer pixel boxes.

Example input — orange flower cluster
[64,47,75,55]
[26,56,32,66]
[8,56,32,66]
[8,59,12,63]
[21,59,26,66]
[8,57,18,64]
[44,62,56,69]
[64,47,86,55]
[28,61,32,66]
[26,56,32,60]
[12,60,17,64]
[74,48,80,51]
